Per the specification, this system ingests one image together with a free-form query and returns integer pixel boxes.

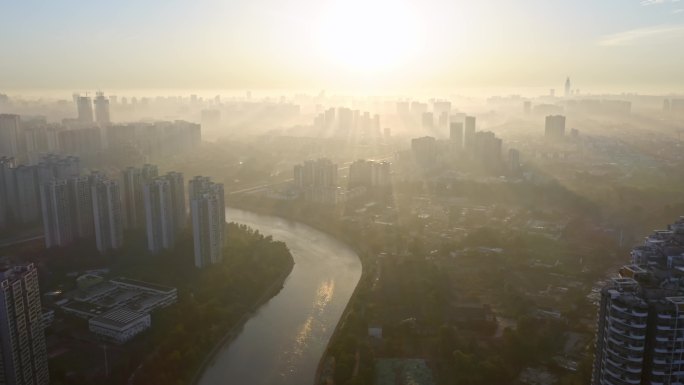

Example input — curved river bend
[197,208,362,385]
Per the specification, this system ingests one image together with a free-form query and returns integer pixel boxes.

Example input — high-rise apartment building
[92,179,123,254]
[13,166,40,224]
[122,164,158,229]
[0,114,20,158]
[144,178,174,253]
[165,172,186,232]
[189,176,225,268]
[76,96,94,123]
[545,115,566,139]
[411,136,437,169]
[36,155,80,183]
[0,263,50,385]
[0,157,16,228]
[592,217,684,385]
[293,159,338,189]
[68,176,94,238]
[93,92,110,125]
[471,131,503,171]
[348,160,391,189]
[39,180,74,248]
[464,116,476,150]
[450,122,464,148]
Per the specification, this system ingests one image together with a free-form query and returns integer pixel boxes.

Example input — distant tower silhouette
[564,77,571,97]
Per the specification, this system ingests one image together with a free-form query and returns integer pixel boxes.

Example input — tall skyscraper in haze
[348,160,391,188]
[165,172,186,232]
[189,176,225,268]
[93,91,110,125]
[0,157,16,228]
[449,122,464,148]
[68,176,94,238]
[40,179,74,248]
[14,165,40,224]
[76,96,94,123]
[545,115,566,139]
[144,177,174,253]
[463,116,476,150]
[565,77,571,97]
[0,263,50,385]
[293,159,338,189]
[411,136,437,169]
[122,164,159,230]
[92,179,123,254]
[0,114,20,158]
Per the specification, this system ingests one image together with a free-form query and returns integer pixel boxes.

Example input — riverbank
[125,223,295,385]
[188,261,293,385]
[226,199,372,385]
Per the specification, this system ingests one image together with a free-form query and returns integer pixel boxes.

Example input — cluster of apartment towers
[0,154,225,269]
[593,216,684,385]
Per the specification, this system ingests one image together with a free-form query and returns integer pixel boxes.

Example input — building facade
[189,176,225,268]
[39,179,74,248]
[0,264,50,385]
[592,217,684,385]
[92,179,123,254]
[144,177,174,253]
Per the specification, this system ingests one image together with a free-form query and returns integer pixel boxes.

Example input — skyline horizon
[4,84,684,100]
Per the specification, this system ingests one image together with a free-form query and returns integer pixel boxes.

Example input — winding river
[197,208,362,385]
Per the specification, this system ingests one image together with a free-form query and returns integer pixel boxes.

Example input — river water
[197,208,362,385]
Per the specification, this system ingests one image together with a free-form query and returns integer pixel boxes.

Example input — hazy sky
[1,0,683,93]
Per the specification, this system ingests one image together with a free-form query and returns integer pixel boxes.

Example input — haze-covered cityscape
[1,1,684,385]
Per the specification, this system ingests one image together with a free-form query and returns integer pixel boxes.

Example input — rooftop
[90,308,148,329]
[111,277,176,294]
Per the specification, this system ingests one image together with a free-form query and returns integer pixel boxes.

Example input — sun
[317,0,423,73]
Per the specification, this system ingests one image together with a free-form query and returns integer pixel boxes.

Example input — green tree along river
[197,208,362,385]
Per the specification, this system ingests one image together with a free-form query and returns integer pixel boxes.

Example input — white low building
[89,308,151,344]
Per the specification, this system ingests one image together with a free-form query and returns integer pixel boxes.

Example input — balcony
[606,358,642,374]
[610,315,647,329]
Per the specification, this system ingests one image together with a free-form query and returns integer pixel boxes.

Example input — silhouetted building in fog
[294,159,338,189]
[0,114,20,158]
[68,176,94,239]
[165,172,186,232]
[94,92,110,125]
[293,159,341,204]
[122,164,158,230]
[0,157,16,228]
[471,131,502,171]
[564,77,571,97]
[421,112,434,129]
[40,179,73,248]
[144,177,174,254]
[14,165,40,224]
[545,115,566,139]
[76,96,94,123]
[348,160,391,189]
[411,136,437,169]
[450,122,464,148]
[92,178,123,254]
[464,116,476,150]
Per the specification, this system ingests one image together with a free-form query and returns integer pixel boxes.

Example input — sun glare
[317,0,423,73]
